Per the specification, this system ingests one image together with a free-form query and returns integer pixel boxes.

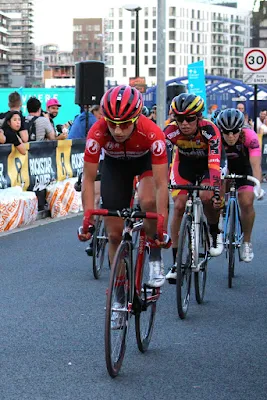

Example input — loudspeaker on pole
[75,61,105,106]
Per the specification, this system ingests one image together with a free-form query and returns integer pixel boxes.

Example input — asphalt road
[1,197,267,400]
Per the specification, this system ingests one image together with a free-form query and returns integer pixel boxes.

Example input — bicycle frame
[223,179,243,249]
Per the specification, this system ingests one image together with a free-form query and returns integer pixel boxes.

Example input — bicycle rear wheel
[135,244,157,353]
[92,216,108,279]
[105,241,131,378]
[176,214,192,319]
[228,201,236,288]
[194,220,209,304]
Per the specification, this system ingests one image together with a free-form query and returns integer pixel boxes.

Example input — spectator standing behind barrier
[148,105,157,123]
[46,98,68,140]
[25,97,56,141]
[68,105,97,139]
[90,104,102,120]
[1,111,26,155]
[0,91,28,143]
[256,110,267,134]
[259,115,267,135]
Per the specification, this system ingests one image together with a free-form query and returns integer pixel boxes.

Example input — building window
[169,31,175,40]
[192,9,195,18]
[144,43,148,52]
[145,56,148,64]
[123,68,127,77]
[149,67,156,76]
[144,7,148,16]
[119,8,123,17]
[123,56,127,64]
[144,31,148,41]
[169,55,175,64]
[131,32,135,41]
[169,43,176,52]
[119,32,123,41]
[109,9,114,17]
[169,19,176,28]
[145,19,148,29]
[119,44,123,53]
[73,25,82,31]
[153,31,156,40]
[153,55,156,64]
[131,20,135,29]
[169,67,175,76]
[153,7,156,16]
[153,43,156,52]
[119,20,123,29]
[153,19,156,29]
[108,20,114,29]
[131,56,135,65]
[131,43,135,53]
[169,7,176,16]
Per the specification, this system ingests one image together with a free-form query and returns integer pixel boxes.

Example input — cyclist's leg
[238,183,255,262]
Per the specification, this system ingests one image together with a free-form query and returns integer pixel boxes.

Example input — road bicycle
[169,180,215,319]
[83,208,164,378]
[223,174,261,288]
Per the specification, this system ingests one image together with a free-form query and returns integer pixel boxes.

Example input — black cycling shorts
[101,153,152,210]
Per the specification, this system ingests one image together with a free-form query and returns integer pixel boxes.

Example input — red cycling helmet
[101,85,143,121]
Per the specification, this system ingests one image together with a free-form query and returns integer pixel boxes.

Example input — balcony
[231,41,244,46]
[230,17,245,24]
[230,64,243,69]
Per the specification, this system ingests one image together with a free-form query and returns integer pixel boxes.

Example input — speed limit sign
[243,48,267,84]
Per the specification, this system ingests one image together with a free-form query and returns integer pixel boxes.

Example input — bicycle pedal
[168,278,176,285]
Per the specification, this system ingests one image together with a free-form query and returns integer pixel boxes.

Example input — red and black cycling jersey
[164,119,222,188]
[84,114,167,165]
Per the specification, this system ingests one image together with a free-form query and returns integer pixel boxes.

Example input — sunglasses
[104,116,138,129]
[175,115,197,123]
[222,128,241,136]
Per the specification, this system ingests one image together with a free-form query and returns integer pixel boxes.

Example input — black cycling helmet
[211,109,221,125]
[216,108,245,132]
[142,106,149,117]
[171,93,204,116]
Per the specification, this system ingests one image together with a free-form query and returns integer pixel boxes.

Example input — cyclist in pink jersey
[216,108,263,262]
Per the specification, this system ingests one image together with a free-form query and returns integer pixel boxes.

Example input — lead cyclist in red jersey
[78,85,169,288]
[164,93,225,280]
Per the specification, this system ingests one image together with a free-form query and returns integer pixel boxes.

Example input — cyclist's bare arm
[82,161,98,223]
[250,156,262,183]
[152,163,169,232]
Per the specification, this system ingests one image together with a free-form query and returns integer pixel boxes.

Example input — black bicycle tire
[194,220,208,304]
[105,241,131,378]
[135,246,157,353]
[228,201,236,288]
[92,217,107,279]
[176,214,192,319]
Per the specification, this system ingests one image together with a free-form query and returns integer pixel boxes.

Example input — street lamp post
[124,5,142,78]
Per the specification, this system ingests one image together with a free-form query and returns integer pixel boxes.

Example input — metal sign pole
[254,84,258,134]
[156,0,166,129]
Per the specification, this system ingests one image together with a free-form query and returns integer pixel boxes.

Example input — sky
[34,0,255,51]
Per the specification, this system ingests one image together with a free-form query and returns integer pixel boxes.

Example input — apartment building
[0,0,38,87]
[0,11,10,87]
[73,18,103,62]
[104,1,251,86]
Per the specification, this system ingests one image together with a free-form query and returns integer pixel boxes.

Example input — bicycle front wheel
[135,245,157,353]
[92,217,108,279]
[176,214,192,319]
[194,220,209,304]
[105,241,131,378]
[228,201,236,288]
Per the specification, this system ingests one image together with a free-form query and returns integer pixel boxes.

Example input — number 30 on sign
[243,48,267,73]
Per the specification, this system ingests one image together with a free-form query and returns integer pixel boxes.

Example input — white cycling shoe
[148,260,165,287]
[209,232,224,257]
[166,264,177,280]
[240,242,254,263]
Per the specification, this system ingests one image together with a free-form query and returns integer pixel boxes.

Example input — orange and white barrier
[0,187,38,232]
[46,178,82,218]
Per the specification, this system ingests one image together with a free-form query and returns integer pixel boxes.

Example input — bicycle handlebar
[83,209,164,241]
[223,174,261,191]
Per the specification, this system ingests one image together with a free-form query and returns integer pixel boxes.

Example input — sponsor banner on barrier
[56,140,73,181]
[0,139,86,191]
[0,144,11,189]
[28,141,57,191]
[70,139,86,178]
[7,143,30,190]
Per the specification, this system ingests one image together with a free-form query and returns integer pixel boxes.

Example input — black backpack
[26,116,39,141]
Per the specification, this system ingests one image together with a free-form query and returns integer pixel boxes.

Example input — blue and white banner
[188,60,207,117]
